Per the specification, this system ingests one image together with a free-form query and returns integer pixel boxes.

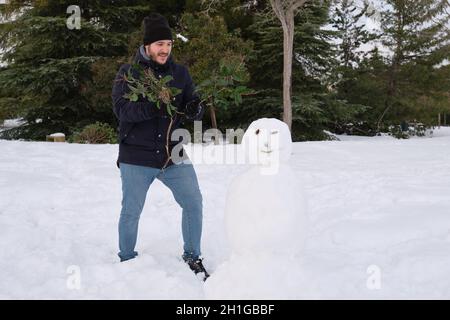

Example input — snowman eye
[255,129,260,135]
[271,130,279,134]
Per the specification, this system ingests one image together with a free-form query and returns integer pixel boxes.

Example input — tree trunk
[377,63,398,132]
[282,12,294,131]
[269,0,308,132]
[377,3,405,132]
[210,104,218,129]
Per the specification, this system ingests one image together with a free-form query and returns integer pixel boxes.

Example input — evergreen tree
[334,48,389,135]
[173,12,253,130]
[376,0,450,130]
[328,0,378,134]
[185,0,254,34]
[0,0,187,140]
[331,0,376,69]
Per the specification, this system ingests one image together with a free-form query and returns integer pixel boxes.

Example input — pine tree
[185,0,254,33]
[0,0,185,140]
[334,48,389,135]
[376,0,450,130]
[331,0,376,69]
[328,0,378,134]
[173,12,253,130]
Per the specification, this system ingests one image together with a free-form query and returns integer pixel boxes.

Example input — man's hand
[183,97,204,120]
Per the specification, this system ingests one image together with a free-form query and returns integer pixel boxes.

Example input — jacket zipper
[161,116,174,170]
[160,64,176,171]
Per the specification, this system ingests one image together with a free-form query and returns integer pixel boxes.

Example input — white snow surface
[1,127,450,299]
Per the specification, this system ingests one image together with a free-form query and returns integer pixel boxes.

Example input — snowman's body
[205,119,310,299]
[224,118,308,256]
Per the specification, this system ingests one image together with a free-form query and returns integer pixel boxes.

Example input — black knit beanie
[143,13,173,46]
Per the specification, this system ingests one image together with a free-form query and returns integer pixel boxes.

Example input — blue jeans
[118,161,203,262]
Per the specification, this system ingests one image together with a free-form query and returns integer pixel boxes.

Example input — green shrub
[70,122,117,144]
[388,121,429,139]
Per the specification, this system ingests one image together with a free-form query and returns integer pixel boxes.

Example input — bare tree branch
[291,0,308,13]
[269,0,286,23]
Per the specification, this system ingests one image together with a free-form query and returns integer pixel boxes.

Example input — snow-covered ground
[1,127,450,299]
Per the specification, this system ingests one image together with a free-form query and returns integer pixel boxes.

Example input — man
[112,13,209,280]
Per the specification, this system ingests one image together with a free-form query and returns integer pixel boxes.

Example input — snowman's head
[242,118,292,166]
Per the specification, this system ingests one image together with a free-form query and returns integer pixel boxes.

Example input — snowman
[204,118,310,299]
[224,118,309,256]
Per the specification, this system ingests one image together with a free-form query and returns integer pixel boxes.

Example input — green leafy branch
[194,56,256,128]
[196,56,255,110]
[122,64,182,117]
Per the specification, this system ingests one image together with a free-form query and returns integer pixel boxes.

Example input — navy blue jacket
[112,46,204,169]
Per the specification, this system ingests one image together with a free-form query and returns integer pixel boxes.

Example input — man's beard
[151,52,169,64]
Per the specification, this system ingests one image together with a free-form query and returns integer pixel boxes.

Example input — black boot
[183,256,210,281]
